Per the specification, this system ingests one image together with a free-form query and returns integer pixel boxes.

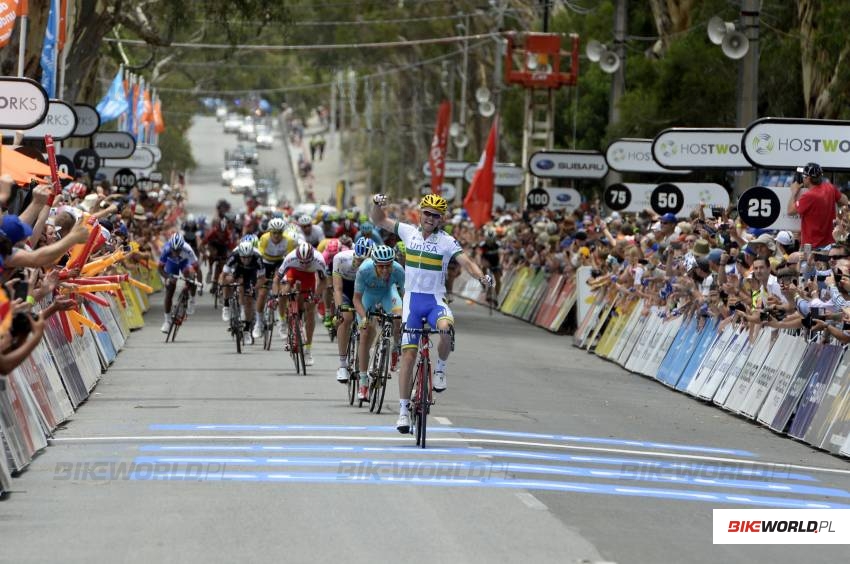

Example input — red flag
[428,100,451,194]
[463,117,498,229]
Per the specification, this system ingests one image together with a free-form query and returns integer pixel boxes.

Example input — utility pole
[337,71,345,186]
[605,0,628,188]
[329,74,336,148]
[492,0,507,161]
[736,0,761,196]
[456,12,470,200]
[380,75,389,195]
[364,77,373,196]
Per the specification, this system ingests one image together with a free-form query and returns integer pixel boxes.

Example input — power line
[103,31,506,51]
[127,41,492,95]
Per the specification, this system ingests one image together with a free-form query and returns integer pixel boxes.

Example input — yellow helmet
[419,194,448,213]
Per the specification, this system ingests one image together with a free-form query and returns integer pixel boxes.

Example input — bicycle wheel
[289,316,303,373]
[416,357,430,449]
[213,282,219,310]
[371,336,390,414]
[347,331,358,405]
[263,307,274,351]
[234,318,243,354]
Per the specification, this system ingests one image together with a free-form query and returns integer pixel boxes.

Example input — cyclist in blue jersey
[371,193,492,433]
[158,233,201,333]
[354,221,384,245]
[353,244,405,400]
[333,237,374,383]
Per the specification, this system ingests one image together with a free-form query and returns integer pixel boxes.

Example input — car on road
[223,114,242,133]
[239,118,256,141]
[220,159,244,186]
[216,106,227,121]
[255,125,274,149]
[241,142,259,165]
[230,167,256,194]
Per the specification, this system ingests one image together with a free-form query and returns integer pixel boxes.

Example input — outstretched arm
[370,194,397,233]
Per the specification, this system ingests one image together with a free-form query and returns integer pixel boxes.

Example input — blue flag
[125,81,135,136]
[96,69,130,122]
[40,0,59,98]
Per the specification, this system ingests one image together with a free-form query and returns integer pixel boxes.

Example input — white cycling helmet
[169,233,185,248]
[297,214,313,227]
[268,218,286,232]
[295,241,312,262]
[237,240,255,257]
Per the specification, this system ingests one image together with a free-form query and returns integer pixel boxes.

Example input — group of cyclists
[158,193,493,434]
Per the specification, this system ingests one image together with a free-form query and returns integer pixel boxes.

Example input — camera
[794,169,805,184]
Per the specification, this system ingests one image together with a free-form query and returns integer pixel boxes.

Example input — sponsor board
[0,100,77,140]
[737,186,801,231]
[652,128,751,169]
[606,138,690,174]
[102,147,155,170]
[604,182,727,216]
[0,77,49,129]
[93,132,136,159]
[529,150,608,179]
[545,187,582,212]
[463,163,524,186]
[422,160,472,179]
[138,143,162,163]
[72,104,100,137]
[419,182,457,201]
[743,117,850,170]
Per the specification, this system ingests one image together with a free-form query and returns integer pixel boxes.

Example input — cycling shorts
[261,259,283,280]
[356,287,402,325]
[284,268,318,293]
[401,292,453,349]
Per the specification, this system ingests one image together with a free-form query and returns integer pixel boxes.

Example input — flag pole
[17,0,29,77]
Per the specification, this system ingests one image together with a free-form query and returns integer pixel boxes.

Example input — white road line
[47,434,850,476]
[515,492,548,510]
[434,417,452,425]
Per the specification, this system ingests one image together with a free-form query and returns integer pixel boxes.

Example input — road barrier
[575,288,850,459]
[0,265,156,490]
[454,265,577,333]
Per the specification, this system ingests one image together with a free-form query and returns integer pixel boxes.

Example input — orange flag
[142,89,153,123]
[0,1,19,48]
[153,100,165,133]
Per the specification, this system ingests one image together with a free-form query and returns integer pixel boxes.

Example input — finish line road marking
[515,492,548,510]
[47,434,850,477]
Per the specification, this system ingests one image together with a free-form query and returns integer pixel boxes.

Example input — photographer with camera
[787,162,848,249]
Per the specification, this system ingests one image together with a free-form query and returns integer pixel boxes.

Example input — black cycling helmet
[216,199,231,211]
[803,162,823,183]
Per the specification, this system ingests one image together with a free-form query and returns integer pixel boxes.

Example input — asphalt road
[1,116,848,563]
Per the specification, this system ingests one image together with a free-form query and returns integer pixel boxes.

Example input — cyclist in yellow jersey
[253,218,298,339]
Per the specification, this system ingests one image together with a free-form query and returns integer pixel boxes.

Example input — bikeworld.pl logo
[713,509,850,545]
[751,133,775,155]
[727,520,835,534]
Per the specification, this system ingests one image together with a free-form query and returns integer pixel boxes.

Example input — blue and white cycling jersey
[354,258,404,316]
[159,241,198,275]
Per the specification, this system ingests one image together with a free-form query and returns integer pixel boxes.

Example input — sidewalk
[286,114,358,209]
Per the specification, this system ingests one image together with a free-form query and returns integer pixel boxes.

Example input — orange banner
[153,100,165,133]
[0,1,19,48]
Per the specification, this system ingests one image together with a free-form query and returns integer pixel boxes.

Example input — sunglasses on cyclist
[422,210,442,219]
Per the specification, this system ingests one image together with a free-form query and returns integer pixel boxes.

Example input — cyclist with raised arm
[353,245,405,400]
[274,241,327,366]
[332,237,374,382]
[158,233,200,333]
[252,218,297,338]
[221,240,263,326]
[371,193,492,433]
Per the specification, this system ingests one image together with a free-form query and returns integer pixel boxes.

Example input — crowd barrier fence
[0,265,157,493]
[455,262,850,460]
